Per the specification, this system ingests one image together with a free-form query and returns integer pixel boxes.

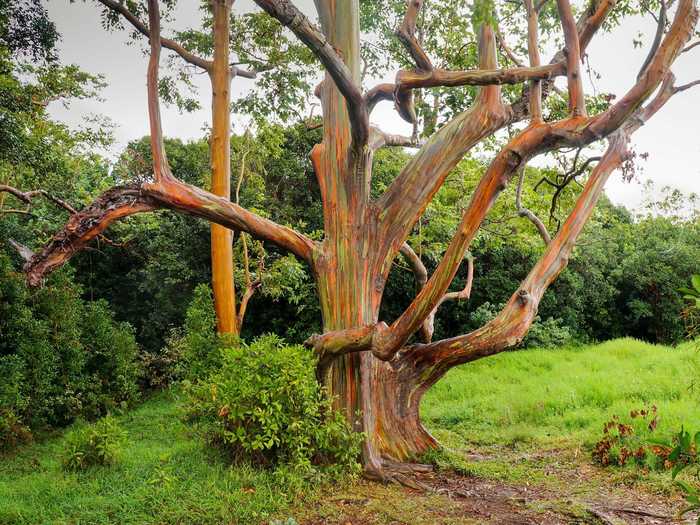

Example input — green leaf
[691,274,700,292]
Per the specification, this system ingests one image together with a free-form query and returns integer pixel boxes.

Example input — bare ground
[292,449,698,525]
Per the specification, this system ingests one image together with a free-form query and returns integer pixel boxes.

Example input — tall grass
[423,338,700,449]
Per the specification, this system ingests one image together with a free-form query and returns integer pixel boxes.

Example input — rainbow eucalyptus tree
[8,0,700,479]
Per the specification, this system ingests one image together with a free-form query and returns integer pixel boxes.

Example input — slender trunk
[209,0,237,334]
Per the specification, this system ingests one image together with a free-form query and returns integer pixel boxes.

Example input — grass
[0,391,314,525]
[0,337,697,524]
[422,337,700,488]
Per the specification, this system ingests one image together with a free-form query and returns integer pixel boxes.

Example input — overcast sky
[45,0,700,211]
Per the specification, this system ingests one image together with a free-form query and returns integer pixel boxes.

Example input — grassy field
[0,391,315,524]
[1,338,698,524]
[423,337,699,448]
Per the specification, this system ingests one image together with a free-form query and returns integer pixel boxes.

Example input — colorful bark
[16,0,700,478]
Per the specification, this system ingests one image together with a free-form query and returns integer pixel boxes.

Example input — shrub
[523,317,574,348]
[61,415,127,471]
[156,283,233,384]
[0,408,32,451]
[183,334,362,475]
[0,254,141,443]
[593,406,666,469]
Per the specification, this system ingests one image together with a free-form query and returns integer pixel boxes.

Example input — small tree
[5,0,700,479]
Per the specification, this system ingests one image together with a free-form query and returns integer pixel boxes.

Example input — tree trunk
[209,0,237,335]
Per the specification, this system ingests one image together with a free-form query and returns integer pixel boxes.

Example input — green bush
[0,254,142,441]
[156,283,232,385]
[61,415,127,471]
[0,408,32,451]
[183,334,361,475]
[523,317,574,348]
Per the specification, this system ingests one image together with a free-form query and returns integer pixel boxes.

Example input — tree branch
[146,0,173,182]
[375,25,509,259]
[396,0,433,71]
[252,0,369,147]
[557,0,587,116]
[22,178,318,287]
[96,0,211,70]
[515,167,551,244]
[524,0,543,122]
[370,128,424,150]
[638,0,667,81]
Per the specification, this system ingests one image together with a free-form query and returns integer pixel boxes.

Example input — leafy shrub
[183,334,361,475]
[61,415,127,471]
[662,428,700,523]
[0,254,142,441]
[78,301,143,418]
[593,406,666,469]
[523,317,574,348]
[156,283,234,385]
[139,339,184,390]
[0,408,32,451]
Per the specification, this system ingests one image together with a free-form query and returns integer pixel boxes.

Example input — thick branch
[370,128,424,150]
[22,179,318,287]
[395,62,563,90]
[557,0,586,116]
[407,130,630,371]
[376,25,509,256]
[253,0,369,147]
[583,0,697,140]
[402,71,694,381]
[524,0,543,122]
[638,0,667,80]
[146,0,173,182]
[97,0,211,70]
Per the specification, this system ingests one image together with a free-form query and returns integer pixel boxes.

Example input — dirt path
[296,467,696,524]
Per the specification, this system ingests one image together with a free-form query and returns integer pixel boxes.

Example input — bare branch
[675,79,700,92]
[638,0,667,81]
[683,40,700,53]
[370,128,424,150]
[146,0,173,182]
[22,178,318,287]
[97,0,211,70]
[253,0,369,147]
[495,23,525,67]
[557,0,587,116]
[365,83,395,115]
[524,0,543,121]
[515,167,551,244]
[395,62,564,90]
[237,279,262,327]
[397,0,433,71]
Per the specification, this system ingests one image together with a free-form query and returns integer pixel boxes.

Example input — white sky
[45,0,700,211]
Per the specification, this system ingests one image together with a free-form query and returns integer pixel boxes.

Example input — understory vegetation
[1,339,697,524]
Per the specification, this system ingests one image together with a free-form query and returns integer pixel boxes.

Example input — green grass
[423,337,700,449]
[0,391,313,525]
[1,338,697,524]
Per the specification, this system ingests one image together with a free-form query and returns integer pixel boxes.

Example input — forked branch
[253,0,369,147]
[97,0,211,70]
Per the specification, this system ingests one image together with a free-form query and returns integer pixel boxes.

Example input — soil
[296,463,698,525]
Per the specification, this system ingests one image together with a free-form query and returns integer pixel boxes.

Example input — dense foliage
[0,254,142,448]
[183,334,361,475]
